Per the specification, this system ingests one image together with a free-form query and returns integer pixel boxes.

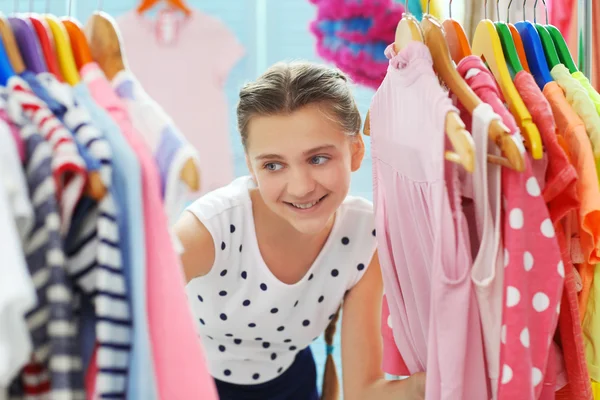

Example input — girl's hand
[406,372,426,400]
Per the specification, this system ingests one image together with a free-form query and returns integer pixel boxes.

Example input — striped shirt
[39,74,132,399]
[6,76,86,236]
[5,124,84,400]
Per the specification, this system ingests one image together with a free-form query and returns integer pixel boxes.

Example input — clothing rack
[580,0,593,77]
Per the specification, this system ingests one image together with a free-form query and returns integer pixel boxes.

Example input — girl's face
[245,104,365,235]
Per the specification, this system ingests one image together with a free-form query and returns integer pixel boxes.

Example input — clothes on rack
[0,11,217,400]
[372,9,600,398]
[116,8,243,197]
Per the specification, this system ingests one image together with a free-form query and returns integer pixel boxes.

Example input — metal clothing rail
[580,0,593,77]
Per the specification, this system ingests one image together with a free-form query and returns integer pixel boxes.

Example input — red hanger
[61,18,93,71]
[137,0,192,16]
[28,15,63,81]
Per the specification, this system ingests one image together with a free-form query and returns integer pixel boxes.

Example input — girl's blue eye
[264,162,283,171]
[310,156,329,165]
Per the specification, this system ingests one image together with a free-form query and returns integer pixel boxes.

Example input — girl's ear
[350,134,365,172]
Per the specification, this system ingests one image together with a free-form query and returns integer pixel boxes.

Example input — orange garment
[544,81,594,400]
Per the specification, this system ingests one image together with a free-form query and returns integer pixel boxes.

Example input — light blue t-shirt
[73,82,158,400]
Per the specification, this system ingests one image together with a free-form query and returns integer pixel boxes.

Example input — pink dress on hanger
[370,42,488,400]
[454,57,564,400]
[117,8,244,196]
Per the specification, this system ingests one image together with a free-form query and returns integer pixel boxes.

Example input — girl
[175,62,426,399]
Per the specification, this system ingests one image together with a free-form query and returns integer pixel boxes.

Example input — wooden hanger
[422,14,525,171]
[509,23,531,72]
[472,19,543,160]
[44,15,81,85]
[84,12,126,81]
[137,0,192,17]
[61,18,94,70]
[86,11,200,191]
[29,15,64,81]
[0,13,25,74]
[9,17,47,74]
[441,0,471,64]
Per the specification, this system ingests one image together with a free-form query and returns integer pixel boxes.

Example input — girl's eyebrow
[255,145,337,161]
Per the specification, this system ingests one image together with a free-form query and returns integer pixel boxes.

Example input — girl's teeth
[292,200,318,209]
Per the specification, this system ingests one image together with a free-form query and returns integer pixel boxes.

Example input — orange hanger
[61,18,93,70]
[0,12,25,74]
[421,13,525,172]
[509,23,531,73]
[137,0,192,16]
[442,0,471,64]
[29,15,64,81]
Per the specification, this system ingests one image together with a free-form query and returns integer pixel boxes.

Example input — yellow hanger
[44,14,80,85]
[422,13,524,171]
[472,19,543,159]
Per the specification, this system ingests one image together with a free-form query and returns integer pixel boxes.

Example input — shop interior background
[0,0,547,392]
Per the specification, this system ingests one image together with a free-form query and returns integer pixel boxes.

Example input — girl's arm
[341,251,426,400]
[173,211,216,283]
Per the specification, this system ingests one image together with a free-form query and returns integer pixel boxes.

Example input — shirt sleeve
[213,20,245,87]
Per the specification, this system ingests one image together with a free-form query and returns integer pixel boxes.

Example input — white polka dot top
[184,176,377,384]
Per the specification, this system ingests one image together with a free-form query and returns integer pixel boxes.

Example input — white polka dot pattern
[498,160,563,399]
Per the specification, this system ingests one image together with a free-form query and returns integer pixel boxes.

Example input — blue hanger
[515,20,553,89]
[0,33,15,86]
[9,17,47,74]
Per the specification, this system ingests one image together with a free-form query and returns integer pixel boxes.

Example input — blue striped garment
[39,74,132,399]
[7,125,84,399]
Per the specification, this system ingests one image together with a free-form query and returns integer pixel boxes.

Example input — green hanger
[545,25,578,73]
[495,21,523,78]
[535,24,561,69]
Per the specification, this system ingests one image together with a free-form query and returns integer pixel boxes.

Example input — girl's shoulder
[186,176,253,221]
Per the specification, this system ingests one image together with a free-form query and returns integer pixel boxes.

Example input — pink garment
[117,8,244,196]
[380,294,409,376]
[455,57,564,400]
[371,42,488,400]
[81,62,218,400]
[514,71,579,223]
[0,108,24,162]
[549,0,575,39]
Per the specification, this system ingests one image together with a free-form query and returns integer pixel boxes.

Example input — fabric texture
[544,81,593,400]
[452,57,564,400]
[185,176,375,384]
[82,62,218,400]
[370,42,488,400]
[514,71,579,223]
[73,81,157,400]
[0,122,36,390]
[572,71,600,115]
[6,75,86,235]
[214,347,318,400]
[38,75,132,399]
[112,69,200,225]
[117,8,243,196]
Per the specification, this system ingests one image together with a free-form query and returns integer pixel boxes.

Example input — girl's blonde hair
[237,61,361,399]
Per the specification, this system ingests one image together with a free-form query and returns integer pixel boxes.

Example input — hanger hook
[427,0,431,14]
[533,0,538,23]
[523,0,527,21]
[98,0,103,12]
[507,0,513,23]
[68,0,73,17]
[14,0,18,13]
[541,0,549,24]
[496,0,501,21]
[485,0,488,19]
[449,0,453,19]
[404,0,409,14]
